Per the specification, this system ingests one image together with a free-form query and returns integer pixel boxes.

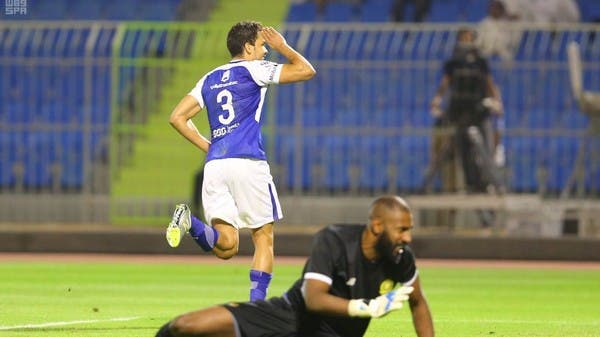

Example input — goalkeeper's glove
[347,286,413,318]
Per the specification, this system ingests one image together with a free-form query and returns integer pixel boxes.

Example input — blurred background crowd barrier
[0,0,599,238]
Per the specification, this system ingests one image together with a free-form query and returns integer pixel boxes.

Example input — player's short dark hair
[227,21,263,57]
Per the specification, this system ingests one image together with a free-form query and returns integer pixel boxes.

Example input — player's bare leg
[251,223,274,273]
[156,306,236,337]
[211,221,239,260]
[249,223,274,300]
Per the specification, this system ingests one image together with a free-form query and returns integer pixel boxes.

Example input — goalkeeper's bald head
[368,195,412,222]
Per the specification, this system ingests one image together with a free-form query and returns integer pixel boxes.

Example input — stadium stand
[1,1,599,227]
[286,0,600,23]
[4,0,181,21]
[0,0,182,191]
[271,18,599,194]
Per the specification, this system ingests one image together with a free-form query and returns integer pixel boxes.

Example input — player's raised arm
[261,26,316,84]
[169,95,211,153]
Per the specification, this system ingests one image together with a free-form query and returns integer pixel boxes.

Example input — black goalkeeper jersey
[285,224,418,337]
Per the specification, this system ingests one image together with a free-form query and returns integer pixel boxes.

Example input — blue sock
[189,215,219,252]
[249,269,272,301]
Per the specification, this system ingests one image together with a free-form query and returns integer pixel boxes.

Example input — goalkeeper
[156,195,434,337]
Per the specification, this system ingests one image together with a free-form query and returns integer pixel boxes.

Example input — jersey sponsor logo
[212,122,240,139]
[259,61,277,82]
[379,279,394,295]
[210,81,238,90]
[268,68,276,82]
[266,65,277,82]
[221,69,230,82]
[346,277,356,286]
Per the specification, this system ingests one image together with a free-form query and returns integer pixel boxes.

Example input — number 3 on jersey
[216,88,262,126]
[217,89,235,125]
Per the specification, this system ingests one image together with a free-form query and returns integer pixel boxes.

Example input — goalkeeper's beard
[374,231,404,264]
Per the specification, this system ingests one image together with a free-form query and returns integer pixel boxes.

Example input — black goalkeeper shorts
[224,296,298,337]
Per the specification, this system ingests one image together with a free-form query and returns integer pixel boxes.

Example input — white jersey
[188,60,283,162]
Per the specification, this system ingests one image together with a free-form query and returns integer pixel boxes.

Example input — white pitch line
[0,316,141,330]
[434,318,600,326]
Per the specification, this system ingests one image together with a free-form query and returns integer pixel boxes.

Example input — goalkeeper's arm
[347,286,414,318]
[302,278,413,318]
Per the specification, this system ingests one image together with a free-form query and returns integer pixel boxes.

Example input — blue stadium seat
[322,135,357,191]
[286,2,318,22]
[428,1,461,22]
[68,0,104,20]
[60,131,84,189]
[39,103,61,123]
[4,0,182,21]
[546,136,579,192]
[0,19,177,192]
[273,134,293,189]
[274,134,319,191]
[102,0,141,20]
[360,0,392,22]
[138,1,178,21]
[91,28,118,57]
[0,30,19,56]
[23,132,57,188]
[358,136,390,190]
[324,3,357,22]
[268,23,600,195]
[274,86,295,126]
[389,135,429,191]
[588,138,600,192]
[29,0,68,20]
[463,0,487,22]
[505,136,552,192]
[522,110,554,129]
[93,129,109,155]
[515,30,560,61]
[579,0,600,22]
[0,132,19,187]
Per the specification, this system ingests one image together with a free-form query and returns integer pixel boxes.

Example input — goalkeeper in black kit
[156,195,435,337]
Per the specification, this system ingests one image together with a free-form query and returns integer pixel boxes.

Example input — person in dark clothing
[428,27,504,195]
[155,195,434,337]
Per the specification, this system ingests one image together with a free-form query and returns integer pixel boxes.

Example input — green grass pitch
[1,259,599,337]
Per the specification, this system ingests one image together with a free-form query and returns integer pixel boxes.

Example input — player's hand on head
[348,286,414,318]
[261,26,287,50]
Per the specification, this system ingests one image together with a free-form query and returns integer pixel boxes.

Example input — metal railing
[1,21,599,227]
[269,23,600,199]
